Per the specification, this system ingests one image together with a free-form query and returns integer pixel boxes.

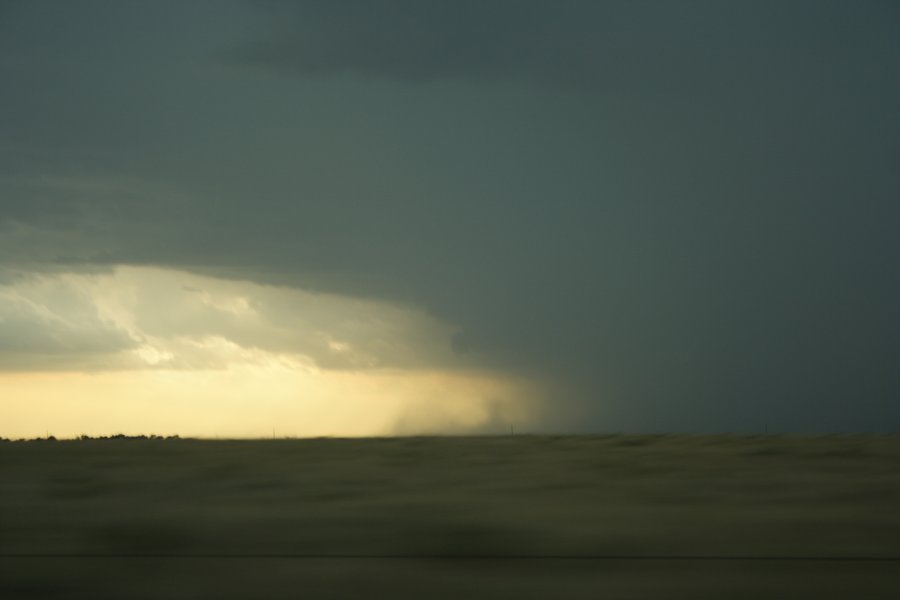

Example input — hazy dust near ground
[1,435,899,598]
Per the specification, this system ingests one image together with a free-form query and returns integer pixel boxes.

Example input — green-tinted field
[1,435,899,598]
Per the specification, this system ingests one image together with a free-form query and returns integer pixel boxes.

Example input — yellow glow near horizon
[0,366,534,439]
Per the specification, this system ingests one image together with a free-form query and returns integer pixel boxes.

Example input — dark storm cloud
[231,0,576,84]
[1,1,899,430]
[229,0,896,94]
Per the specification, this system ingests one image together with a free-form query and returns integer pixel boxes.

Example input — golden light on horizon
[0,366,535,439]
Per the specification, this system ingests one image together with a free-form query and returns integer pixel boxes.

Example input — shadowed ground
[1,435,899,598]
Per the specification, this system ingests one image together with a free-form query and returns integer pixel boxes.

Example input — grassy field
[1,434,899,598]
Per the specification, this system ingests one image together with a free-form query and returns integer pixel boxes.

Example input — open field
[1,435,899,598]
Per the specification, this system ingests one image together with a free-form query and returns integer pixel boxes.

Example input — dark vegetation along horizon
[5,431,900,442]
[2,434,899,598]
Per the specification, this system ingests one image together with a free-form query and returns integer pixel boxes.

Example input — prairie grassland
[1,435,899,598]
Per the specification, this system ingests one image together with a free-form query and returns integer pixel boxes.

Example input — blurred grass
[1,435,899,597]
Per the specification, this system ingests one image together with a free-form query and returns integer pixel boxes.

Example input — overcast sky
[1,0,898,434]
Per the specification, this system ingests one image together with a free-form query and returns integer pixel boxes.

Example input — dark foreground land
[1,435,899,598]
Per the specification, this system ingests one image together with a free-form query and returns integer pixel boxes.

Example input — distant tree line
[75,434,181,441]
[1,434,182,442]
